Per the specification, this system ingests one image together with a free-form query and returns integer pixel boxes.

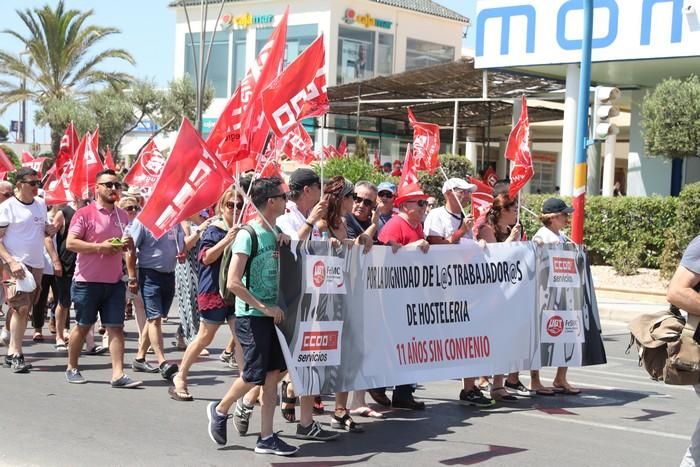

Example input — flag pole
[438,165,469,219]
[320,149,325,194]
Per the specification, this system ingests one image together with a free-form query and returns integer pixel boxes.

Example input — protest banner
[276,241,606,396]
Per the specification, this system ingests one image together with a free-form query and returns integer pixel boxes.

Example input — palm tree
[0,0,135,152]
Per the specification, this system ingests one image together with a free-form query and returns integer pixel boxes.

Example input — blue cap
[377,182,396,194]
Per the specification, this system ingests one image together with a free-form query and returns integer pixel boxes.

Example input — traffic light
[591,86,621,141]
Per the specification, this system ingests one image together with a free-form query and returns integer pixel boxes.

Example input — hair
[323,176,353,230]
[0,181,13,191]
[215,189,237,215]
[251,177,283,209]
[96,168,117,181]
[15,167,37,182]
[492,180,510,196]
[118,196,139,209]
[354,180,377,193]
[238,174,253,194]
[485,193,518,242]
[539,212,560,227]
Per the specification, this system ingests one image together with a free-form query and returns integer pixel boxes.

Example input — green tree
[641,75,700,159]
[0,0,134,153]
[0,124,8,142]
[313,156,388,186]
[419,154,474,202]
[158,76,213,133]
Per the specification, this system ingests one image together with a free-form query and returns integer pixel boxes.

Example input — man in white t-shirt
[276,169,326,241]
[0,168,58,373]
[424,178,476,245]
[0,180,15,345]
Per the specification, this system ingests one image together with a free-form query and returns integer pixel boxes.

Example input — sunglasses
[378,191,394,199]
[98,182,123,190]
[124,205,141,212]
[225,201,245,210]
[416,200,429,208]
[353,194,375,208]
[19,180,40,187]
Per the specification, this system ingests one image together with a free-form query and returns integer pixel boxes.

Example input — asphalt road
[0,318,696,467]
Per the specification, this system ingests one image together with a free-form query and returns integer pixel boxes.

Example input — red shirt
[378,215,424,246]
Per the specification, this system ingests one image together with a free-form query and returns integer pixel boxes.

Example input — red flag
[505,95,534,199]
[468,176,494,237]
[207,9,288,167]
[407,107,440,174]
[373,149,381,169]
[337,137,347,157]
[0,148,15,172]
[397,144,419,194]
[277,123,316,165]
[43,167,74,205]
[103,147,116,170]
[262,34,328,137]
[21,151,34,163]
[22,157,47,177]
[69,132,102,199]
[137,118,234,239]
[124,140,166,190]
[483,166,498,187]
[56,122,79,177]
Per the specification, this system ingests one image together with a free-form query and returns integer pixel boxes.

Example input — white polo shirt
[0,196,47,268]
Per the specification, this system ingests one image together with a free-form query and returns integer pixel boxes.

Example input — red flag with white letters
[505,95,534,199]
[277,123,316,164]
[468,176,494,237]
[207,9,288,168]
[22,157,47,177]
[21,151,33,163]
[55,122,79,177]
[262,34,328,137]
[483,166,498,187]
[137,118,233,239]
[407,107,440,174]
[124,139,166,189]
[69,132,102,199]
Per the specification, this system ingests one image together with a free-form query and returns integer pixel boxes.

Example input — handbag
[663,314,700,385]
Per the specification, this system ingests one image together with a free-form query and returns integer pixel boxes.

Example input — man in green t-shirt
[206,177,298,457]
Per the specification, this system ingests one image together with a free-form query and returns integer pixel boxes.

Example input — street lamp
[18,50,30,144]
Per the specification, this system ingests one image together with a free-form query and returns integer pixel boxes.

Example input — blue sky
[0,0,476,144]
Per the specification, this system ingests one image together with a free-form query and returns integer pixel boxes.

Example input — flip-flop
[535,388,556,396]
[168,385,193,402]
[55,343,68,352]
[86,345,108,355]
[553,384,581,395]
[350,407,385,419]
[32,333,44,342]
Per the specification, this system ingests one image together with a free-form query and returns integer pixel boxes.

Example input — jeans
[138,268,175,321]
[72,281,126,327]
[681,385,700,467]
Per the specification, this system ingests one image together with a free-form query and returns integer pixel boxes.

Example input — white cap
[441,178,476,194]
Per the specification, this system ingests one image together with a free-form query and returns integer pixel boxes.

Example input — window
[231,30,247,91]
[184,32,230,98]
[405,38,455,70]
[532,158,557,194]
[256,24,318,67]
[337,26,375,85]
[377,33,393,76]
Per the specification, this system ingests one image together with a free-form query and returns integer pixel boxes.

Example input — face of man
[401,199,428,224]
[303,182,322,206]
[95,174,122,205]
[266,188,288,219]
[352,186,377,222]
[446,188,471,208]
[17,175,39,199]
[377,190,394,212]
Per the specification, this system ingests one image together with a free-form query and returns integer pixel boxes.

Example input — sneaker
[295,421,339,441]
[458,388,495,408]
[219,350,236,367]
[207,401,231,446]
[132,359,159,373]
[392,395,425,410]
[505,380,534,397]
[3,354,11,368]
[233,399,254,435]
[65,368,87,384]
[0,328,9,346]
[159,362,179,380]
[11,354,30,373]
[255,433,298,456]
[111,374,143,389]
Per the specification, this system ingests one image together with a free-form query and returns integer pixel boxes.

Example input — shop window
[256,24,318,67]
[532,159,557,194]
[231,30,247,91]
[377,33,393,76]
[337,26,376,84]
[185,32,229,98]
[405,38,455,70]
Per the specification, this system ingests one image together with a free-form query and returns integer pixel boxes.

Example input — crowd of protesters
[1,164,696,463]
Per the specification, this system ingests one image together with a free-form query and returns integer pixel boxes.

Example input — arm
[53,210,65,234]
[44,236,62,278]
[226,252,283,324]
[202,226,239,266]
[0,228,24,278]
[66,233,121,256]
[296,198,328,240]
[667,265,700,316]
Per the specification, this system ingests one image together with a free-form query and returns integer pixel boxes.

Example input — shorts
[138,268,175,321]
[235,315,286,386]
[199,306,235,325]
[72,281,126,327]
[2,263,43,310]
[54,273,74,308]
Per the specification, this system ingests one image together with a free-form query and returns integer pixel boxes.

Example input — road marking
[516,412,691,441]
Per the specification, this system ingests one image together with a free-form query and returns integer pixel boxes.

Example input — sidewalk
[595,287,668,324]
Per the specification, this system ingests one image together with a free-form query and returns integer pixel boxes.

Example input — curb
[597,305,668,324]
[595,285,666,297]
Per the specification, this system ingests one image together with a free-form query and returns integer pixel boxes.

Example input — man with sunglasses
[345,181,378,241]
[375,182,396,235]
[125,217,183,381]
[0,180,15,346]
[0,168,57,373]
[65,169,141,388]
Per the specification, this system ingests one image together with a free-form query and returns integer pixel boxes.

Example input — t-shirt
[276,200,321,241]
[231,220,279,318]
[69,202,129,284]
[424,206,473,242]
[129,219,183,273]
[378,215,424,246]
[0,196,48,268]
[681,235,700,275]
[533,226,567,244]
[197,224,228,310]
[344,213,371,240]
[377,212,392,234]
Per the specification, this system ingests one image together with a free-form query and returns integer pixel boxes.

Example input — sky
[0,0,477,145]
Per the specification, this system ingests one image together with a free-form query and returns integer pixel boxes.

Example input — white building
[170,0,467,148]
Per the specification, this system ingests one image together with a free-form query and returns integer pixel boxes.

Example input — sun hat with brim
[394,182,429,206]
[442,178,477,194]
[542,197,574,214]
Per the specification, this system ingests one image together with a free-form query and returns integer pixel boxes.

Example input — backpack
[219,225,258,306]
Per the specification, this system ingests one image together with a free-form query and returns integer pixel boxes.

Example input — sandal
[490,387,517,402]
[32,332,44,342]
[553,383,581,395]
[313,396,325,414]
[55,343,67,352]
[86,345,108,355]
[350,406,385,419]
[331,410,364,433]
[280,380,297,423]
[168,384,193,402]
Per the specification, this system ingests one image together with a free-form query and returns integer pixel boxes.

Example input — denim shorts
[199,305,235,325]
[235,315,287,385]
[138,268,176,321]
[72,281,126,327]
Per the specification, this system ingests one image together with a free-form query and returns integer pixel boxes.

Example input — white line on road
[516,412,691,441]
